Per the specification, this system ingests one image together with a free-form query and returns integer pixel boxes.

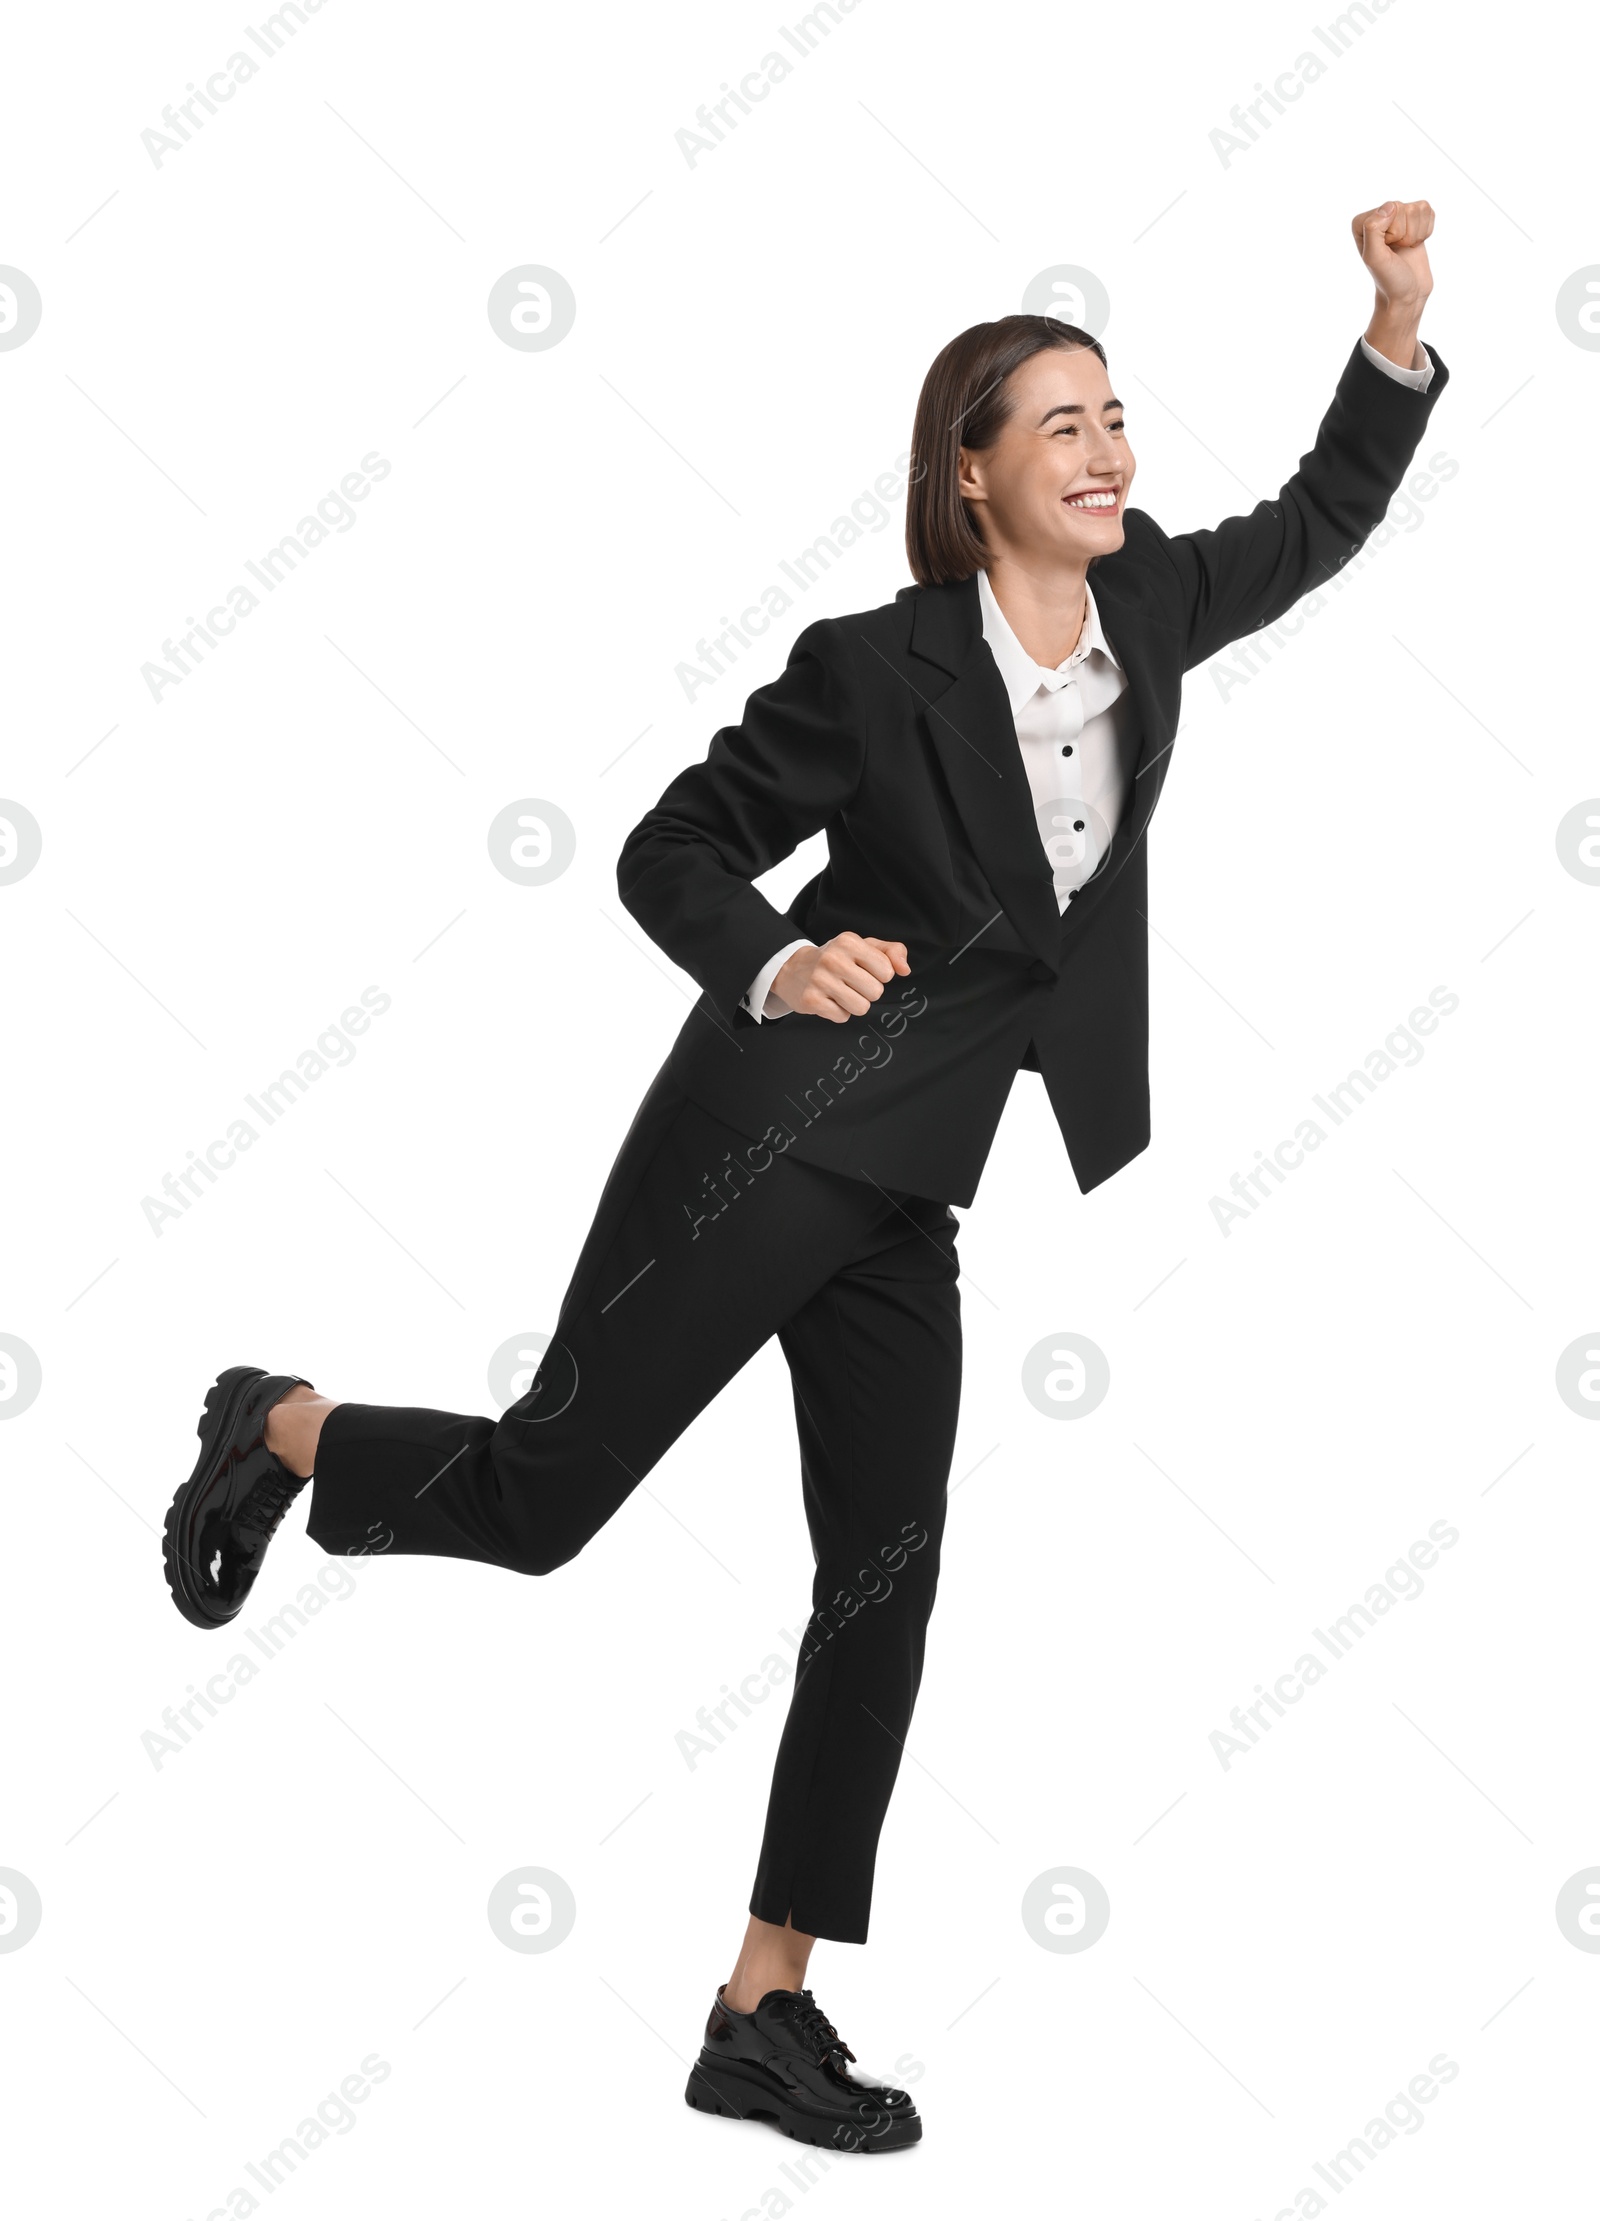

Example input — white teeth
[1066,491,1117,509]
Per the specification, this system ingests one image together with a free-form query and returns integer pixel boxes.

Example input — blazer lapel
[907,576,1062,972]
[904,567,1183,969]
[1080,573,1181,904]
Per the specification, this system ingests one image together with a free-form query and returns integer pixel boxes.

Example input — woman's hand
[772,932,911,1022]
[1352,198,1435,370]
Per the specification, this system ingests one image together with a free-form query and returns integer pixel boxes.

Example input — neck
[983,553,1090,667]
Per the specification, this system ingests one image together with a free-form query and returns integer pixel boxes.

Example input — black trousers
[304,1060,963,1943]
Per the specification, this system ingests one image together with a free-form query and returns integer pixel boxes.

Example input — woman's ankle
[265,1389,338,1480]
[724,1970,803,2013]
[723,1912,817,2012]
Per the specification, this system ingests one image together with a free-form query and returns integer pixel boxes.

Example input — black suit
[618,338,1450,1205]
[304,338,1448,1945]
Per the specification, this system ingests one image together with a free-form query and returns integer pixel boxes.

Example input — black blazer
[618,339,1450,1208]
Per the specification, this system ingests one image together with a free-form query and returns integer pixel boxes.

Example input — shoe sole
[161,1366,275,1630]
[684,2057,921,2153]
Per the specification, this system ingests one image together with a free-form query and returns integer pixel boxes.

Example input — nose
[1081,419,1125,475]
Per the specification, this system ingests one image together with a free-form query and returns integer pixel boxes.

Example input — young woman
[163,199,1442,2155]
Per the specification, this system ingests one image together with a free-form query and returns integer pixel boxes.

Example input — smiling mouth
[1064,488,1120,512]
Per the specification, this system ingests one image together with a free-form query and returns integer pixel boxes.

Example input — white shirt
[977,564,1128,911]
[742,335,1433,1020]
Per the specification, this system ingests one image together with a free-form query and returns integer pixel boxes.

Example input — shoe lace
[786,1988,855,2064]
[235,1461,307,1539]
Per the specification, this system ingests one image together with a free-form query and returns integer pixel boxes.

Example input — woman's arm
[1149,199,1445,673]
[1360,196,1434,376]
[616,617,869,1018]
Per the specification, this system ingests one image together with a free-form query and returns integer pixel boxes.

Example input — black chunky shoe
[162,1367,315,1629]
[684,1984,921,2153]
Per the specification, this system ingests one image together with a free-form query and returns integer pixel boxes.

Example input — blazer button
[1029,959,1054,983]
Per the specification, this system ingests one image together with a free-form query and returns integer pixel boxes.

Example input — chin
[1065,523,1125,556]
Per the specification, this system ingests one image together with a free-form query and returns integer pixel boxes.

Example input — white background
[2,0,1596,2213]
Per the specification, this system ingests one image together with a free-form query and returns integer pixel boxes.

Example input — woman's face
[957,345,1135,568]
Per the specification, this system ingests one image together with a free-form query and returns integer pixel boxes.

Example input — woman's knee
[501,1533,577,1579]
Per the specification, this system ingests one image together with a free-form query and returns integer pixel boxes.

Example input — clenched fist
[1352,198,1435,370]
[772,932,911,1022]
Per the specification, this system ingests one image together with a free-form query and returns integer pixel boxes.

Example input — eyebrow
[1036,398,1124,426]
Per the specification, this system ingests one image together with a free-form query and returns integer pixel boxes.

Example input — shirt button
[1029,959,1053,983]
[1073,819,1085,831]
[1060,744,1073,756]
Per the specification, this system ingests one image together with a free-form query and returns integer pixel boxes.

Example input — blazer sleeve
[616,616,866,1017]
[1146,337,1450,672]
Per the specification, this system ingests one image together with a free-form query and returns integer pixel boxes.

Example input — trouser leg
[302,1061,908,1579]
[748,1195,963,1945]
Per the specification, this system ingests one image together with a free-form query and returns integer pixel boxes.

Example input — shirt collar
[976,566,1121,717]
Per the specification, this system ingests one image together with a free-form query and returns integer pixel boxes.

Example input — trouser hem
[746,1888,868,1948]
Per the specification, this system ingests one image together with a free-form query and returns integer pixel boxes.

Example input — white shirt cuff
[1359,331,1434,392]
[742,937,812,1022]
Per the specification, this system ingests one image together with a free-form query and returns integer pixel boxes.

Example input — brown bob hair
[905,315,1109,588]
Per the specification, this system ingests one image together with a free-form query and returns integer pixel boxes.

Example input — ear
[956,446,987,505]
